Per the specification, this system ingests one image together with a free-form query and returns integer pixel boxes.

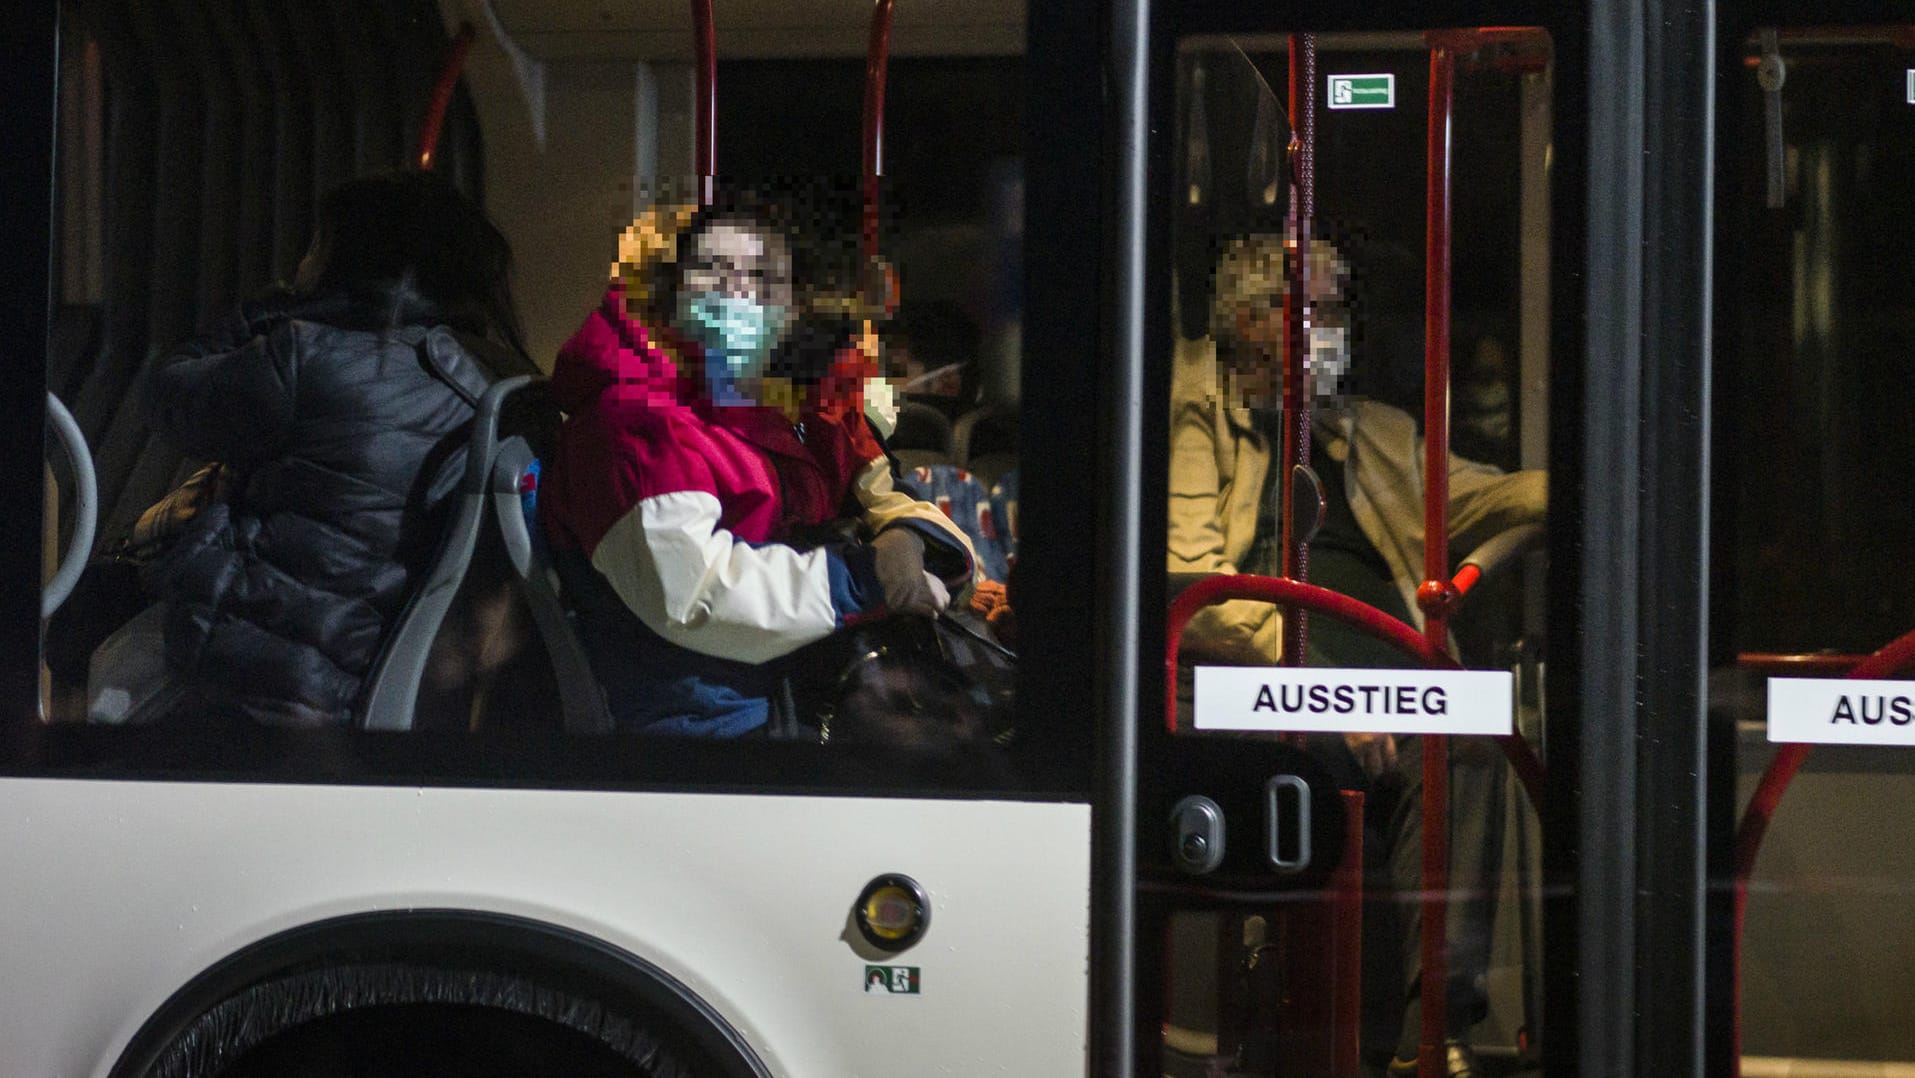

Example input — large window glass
[1714,20,1915,1070]
[1156,28,1554,1076]
[28,0,1069,797]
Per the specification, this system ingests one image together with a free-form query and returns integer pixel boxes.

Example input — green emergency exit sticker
[1328,73,1395,110]
[865,965,921,995]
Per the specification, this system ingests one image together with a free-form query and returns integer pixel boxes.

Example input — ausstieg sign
[1194,667,1513,735]
[1328,73,1395,110]
[1769,678,1915,745]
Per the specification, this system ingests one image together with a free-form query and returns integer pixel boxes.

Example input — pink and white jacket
[541,286,977,735]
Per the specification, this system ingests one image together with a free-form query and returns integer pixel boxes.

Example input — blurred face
[679,221,794,311]
[1214,240,1348,410]
[673,220,797,403]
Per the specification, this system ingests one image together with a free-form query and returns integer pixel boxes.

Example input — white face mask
[864,375,900,439]
[1307,324,1350,399]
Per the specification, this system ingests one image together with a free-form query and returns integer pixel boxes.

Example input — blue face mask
[675,291,785,402]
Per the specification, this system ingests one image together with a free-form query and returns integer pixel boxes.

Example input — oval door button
[1265,774,1313,873]
[1170,795,1226,875]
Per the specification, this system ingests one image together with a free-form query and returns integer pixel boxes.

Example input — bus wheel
[131,962,699,1078]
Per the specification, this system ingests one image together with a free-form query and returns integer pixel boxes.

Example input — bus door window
[1714,20,1915,1073]
[1159,29,1553,1078]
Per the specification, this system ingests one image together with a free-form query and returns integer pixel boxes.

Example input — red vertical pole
[861,0,895,263]
[1416,37,1459,1078]
[1275,788,1365,1078]
[1332,789,1366,1077]
[691,0,716,206]
[415,22,475,171]
[1279,33,1317,667]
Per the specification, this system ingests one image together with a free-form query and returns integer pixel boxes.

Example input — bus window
[29,2,1064,797]
[1159,29,1553,1076]
[1714,20,1915,1072]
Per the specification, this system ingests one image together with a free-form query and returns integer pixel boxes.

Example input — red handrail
[1736,651,1868,676]
[1731,626,1915,1075]
[861,0,895,263]
[1415,36,1460,1074]
[415,22,476,171]
[691,0,716,206]
[1163,574,1546,809]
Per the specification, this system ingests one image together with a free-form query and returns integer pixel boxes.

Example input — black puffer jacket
[144,292,499,726]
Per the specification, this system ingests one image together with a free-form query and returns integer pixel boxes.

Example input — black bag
[780,610,1016,748]
[44,460,236,705]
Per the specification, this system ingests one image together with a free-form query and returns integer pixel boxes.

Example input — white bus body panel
[0,779,1090,1077]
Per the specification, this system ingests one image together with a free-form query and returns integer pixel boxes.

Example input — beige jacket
[1169,336,1547,665]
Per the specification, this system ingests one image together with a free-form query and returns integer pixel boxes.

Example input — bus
[2,0,1913,1075]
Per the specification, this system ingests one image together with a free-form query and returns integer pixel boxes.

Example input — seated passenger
[1170,232,1546,1076]
[539,195,979,737]
[142,170,532,726]
[1171,232,1546,666]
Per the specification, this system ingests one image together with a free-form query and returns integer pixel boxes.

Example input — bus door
[1714,13,1915,1075]
[1138,14,1558,1078]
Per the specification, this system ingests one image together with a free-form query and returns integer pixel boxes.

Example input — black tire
[141,962,694,1078]
[110,913,769,1078]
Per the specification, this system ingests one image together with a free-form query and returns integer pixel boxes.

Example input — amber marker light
[854,874,929,952]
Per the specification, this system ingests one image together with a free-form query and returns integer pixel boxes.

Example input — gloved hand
[870,527,949,617]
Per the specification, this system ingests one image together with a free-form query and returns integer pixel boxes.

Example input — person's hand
[1344,731,1398,780]
[923,571,951,612]
[969,578,1009,619]
[871,528,947,617]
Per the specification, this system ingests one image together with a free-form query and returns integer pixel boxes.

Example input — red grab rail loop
[691,0,716,206]
[1732,626,1915,1076]
[416,22,476,170]
[861,0,895,265]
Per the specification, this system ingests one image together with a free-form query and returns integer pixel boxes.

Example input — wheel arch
[106,908,772,1078]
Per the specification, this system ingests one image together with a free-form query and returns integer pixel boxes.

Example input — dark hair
[309,169,528,362]
[892,301,979,372]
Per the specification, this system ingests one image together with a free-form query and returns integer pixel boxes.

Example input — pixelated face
[1214,239,1350,409]
[679,221,795,311]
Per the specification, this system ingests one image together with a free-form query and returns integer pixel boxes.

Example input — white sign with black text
[1193,667,1514,736]
[1768,678,1915,745]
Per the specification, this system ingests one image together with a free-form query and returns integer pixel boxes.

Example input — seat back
[898,463,1011,584]
[359,375,531,731]
[490,436,615,734]
[889,401,956,471]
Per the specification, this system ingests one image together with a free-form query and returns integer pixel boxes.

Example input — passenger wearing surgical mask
[540,194,978,737]
[1168,232,1545,1076]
